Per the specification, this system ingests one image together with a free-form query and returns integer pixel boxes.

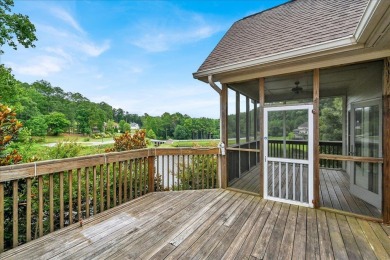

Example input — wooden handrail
[319,154,383,163]
[0,148,219,182]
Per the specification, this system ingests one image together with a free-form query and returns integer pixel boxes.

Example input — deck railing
[228,140,343,183]
[0,147,219,252]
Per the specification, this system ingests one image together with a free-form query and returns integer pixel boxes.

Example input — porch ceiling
[229,60,383,102]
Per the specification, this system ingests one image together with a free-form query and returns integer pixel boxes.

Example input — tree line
[0,65,219,139]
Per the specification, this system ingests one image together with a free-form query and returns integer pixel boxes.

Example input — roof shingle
[197,0,369,73]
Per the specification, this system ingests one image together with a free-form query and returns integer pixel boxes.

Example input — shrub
[106,129,147,152]
[48,139,81,159]
[0,102,23,165]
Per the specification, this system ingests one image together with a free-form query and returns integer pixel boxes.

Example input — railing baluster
[161,156,165,190]
[49,174,54,232]
[167,156,170,190]
[124,161,128,200]
[129,160,133,200]
[293,163,296,201]
[300,164,303,202]
[139,159,142,196]
[177,155,180,190]
[26,178,31,242]
[93,166,97,215]
[113,162,116,207]
[77,168,82,221]
[192,155,195,189]
[100,165,104,212]
[172,156,175,191]
[13,180,18,247]
[134,159,138,198]
[106,163,111,209]
[144,158,147,195]
[272,161,275,197]
[68,170,73,225]
[85,167,90,218]
[286,163,288,199]
[38,176,43,237]
[59,172,64,229]
[119,161,122,205]
[0,183,4,252]
[202,155,205,189]
[279,162,281,198]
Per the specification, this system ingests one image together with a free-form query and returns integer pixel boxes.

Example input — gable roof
[195,0,369,76]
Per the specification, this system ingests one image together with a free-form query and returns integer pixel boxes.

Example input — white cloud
[77,40,110,57]
[11,55,66,76]
[50,7,85,34]
[132,25,216,53]
[130,6,221,53]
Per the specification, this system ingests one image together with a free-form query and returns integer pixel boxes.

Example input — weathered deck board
[230,166,381,218]
[1,189,389,260]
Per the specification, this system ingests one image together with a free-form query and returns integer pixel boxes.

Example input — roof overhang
[193,0,390,83]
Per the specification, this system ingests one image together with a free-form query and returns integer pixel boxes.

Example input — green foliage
[320,97,342,141]
[0,0,37,54]
[18,127,31,143]
[175,155,218,190]
[142,112,219,140]
[107,130,146,152]
[119,119,130,133]
[146,129,157,139]
[25,115,48,136]
[0,102,22,165]
[105,119,117,134]
[47,140,81,159]
[173,125,189,140]
[45,112,70,135]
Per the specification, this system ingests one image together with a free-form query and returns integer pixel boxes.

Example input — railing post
[148,156,155,192]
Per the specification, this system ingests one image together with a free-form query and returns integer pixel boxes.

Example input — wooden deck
[2,189,390,259]
[230,166,381,218]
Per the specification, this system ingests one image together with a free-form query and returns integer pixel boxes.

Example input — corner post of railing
[148,149,155,193]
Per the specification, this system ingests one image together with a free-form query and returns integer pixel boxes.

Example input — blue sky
[2,0,287,118]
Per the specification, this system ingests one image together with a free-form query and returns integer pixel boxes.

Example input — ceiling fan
[291,81,303,94]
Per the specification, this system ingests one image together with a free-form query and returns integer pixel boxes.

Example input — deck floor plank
[292,206,307,260]
[316,210,334,259]
[231,167,381,218]
[306,208,320,259]
[326,212,349,259]
[218,199,267,259]
[1,189,388,260]
[250,202,282,259]
[276,205,298,260]
[336,214,363,260]
[234,200,274,259]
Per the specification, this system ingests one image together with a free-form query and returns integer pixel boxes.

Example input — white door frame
[264,104,314,207]
[350,99,382,209]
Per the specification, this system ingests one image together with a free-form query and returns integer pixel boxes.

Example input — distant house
[193,0,390,222]
[293,122,308,140]
[130,123,140,130]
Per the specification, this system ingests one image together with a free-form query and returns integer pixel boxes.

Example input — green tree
[174,125,189,140]
[25,115,48,136]
[0,0,37,54]
[320,97,342,141]
[45,112,70,135]
[147,129,157,139]
[105,119,116,134]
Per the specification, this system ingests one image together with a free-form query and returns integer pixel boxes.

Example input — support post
[383,57,390,223]
[220,84,228,189]
[313,68,320,208]
[259,78,265,197]
[148,156,155,192]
